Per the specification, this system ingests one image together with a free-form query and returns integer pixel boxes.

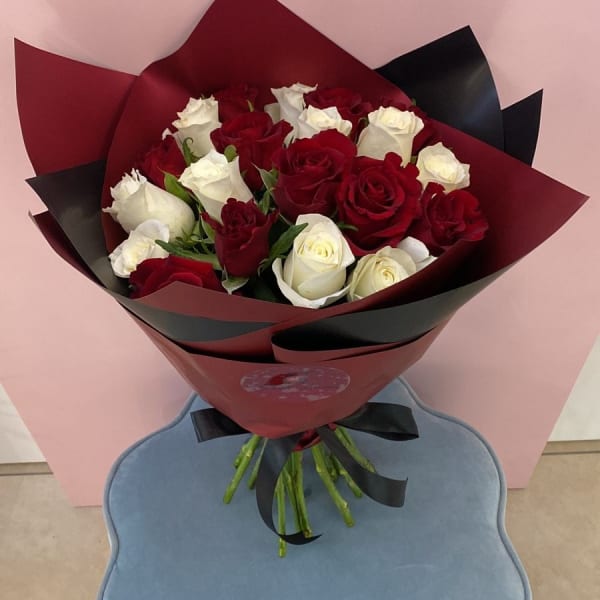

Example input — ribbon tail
[255,436,321,545]
[190,408,249,442]
[337,402,419,441]
[318,427,408,507]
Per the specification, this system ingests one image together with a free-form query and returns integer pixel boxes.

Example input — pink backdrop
[1,0,598,505]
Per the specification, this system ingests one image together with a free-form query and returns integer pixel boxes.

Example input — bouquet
[16,0,587,556]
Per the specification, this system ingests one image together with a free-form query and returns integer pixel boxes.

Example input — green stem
[324,449,339,481]
[247,438,267,490]
[335,428,376,473]
[282,463,302,532]
[292,451,313,537]
[276,478,286,558]
[224,435,261,504]
[331,455,363,498]
[233,435,253,468]
[311,444,354,527]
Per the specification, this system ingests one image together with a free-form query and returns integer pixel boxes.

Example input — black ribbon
[191,402,418,544]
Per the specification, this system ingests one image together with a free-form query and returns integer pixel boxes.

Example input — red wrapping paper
[137,317,446,437]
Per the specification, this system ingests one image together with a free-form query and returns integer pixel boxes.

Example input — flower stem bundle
[223,428,374,555]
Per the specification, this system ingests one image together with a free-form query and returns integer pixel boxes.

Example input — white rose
[263,102,281,124]
[272,214,355,309]
[172,96,220,158]
[105,170,195,241]
[347,246,416,302]
[416,142,470,192]
[396,236,437,271]
[296,106,352,139]
[357,107,424,165]
[178,149,253,222]
[267,82,317,140]
[109,219,169,278]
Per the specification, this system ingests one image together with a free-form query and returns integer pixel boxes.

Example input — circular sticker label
[240,366,350,402]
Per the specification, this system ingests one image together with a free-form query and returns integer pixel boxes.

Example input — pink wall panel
[1,0,598,504]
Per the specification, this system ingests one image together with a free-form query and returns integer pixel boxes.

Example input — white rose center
[424,155,460,182]
[374,257,406,288]
[196,163,232,198]
[381,111,412,131]
[298,232,339,267]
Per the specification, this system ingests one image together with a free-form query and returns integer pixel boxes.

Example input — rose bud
[347,246,417,302]
[272,214,355,309]
[129,255,223,298]
[356,106,424,166]
[213,83,259,122]
[272,129,356,222]
[296,106,352,139]
[109,219,169,278]
[211,112,292,191]
[409,183,488,254]
[416,142,470,192]
[203,199,278,278]
[178,149,253,223]
[172,96,220,158]
[336,153,422,256]
[136,134,186,188]
[105,170,195,241]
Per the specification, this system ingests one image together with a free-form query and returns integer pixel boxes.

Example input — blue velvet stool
[98,378,531,600]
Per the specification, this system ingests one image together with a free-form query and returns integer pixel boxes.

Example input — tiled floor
[1,448,599,600]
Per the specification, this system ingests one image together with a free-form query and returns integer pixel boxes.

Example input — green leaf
[191,219,204,239]
[256,167,279,192]
[270,222,307,258]
[223,144,238,162]
[201,217,216,243]
[182,138,199,166]
[164,173,193,204]
[222,275,249,295]
[155,240,221,269]
[258,222,307,274]
[258,189,272,214]
[336,221,358,232]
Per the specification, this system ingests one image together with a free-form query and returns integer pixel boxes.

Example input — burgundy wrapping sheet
[18,0,588,437]
[136,317,446,437]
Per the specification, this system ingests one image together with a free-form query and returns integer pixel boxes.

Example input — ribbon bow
[191,402,418,544]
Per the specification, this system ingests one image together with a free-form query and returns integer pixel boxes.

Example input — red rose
[272,129,356,222]
[129,256,223,298]
[211,112,292,191]
[379,99,440,154]
[409,183,488,254]
[305,87,372,136]
[213,83,259,122]
[136,135,186,188]
[203,199,278,278]
[336,153,422,255]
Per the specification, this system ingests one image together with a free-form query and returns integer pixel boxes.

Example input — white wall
[550,335,600,441]
[0,382,45,463]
